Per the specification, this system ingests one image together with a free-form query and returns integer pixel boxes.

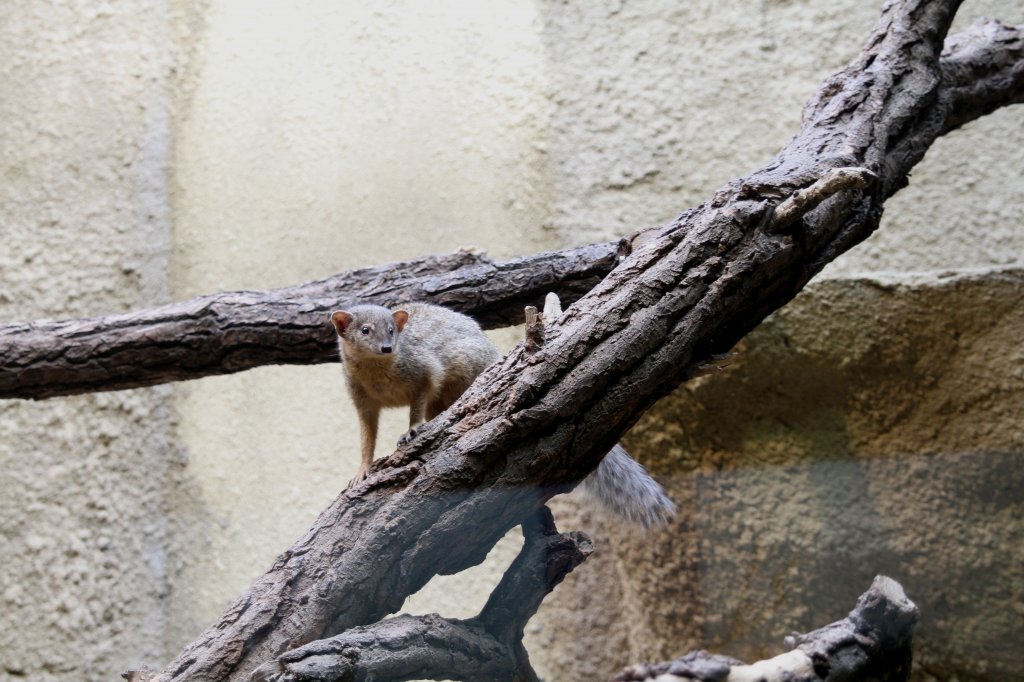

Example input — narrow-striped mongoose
[330,302,674,526]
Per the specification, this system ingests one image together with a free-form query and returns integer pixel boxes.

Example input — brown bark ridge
[124,3,1024,679]
[613,576,919,682]
[0,243,618,399]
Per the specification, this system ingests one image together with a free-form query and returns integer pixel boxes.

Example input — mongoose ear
[392,310,409,331]
[331,311,354,334]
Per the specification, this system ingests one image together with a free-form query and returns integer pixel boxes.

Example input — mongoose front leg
[351,400,380,486]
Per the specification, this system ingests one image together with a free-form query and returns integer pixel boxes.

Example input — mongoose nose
[380,345,393,354]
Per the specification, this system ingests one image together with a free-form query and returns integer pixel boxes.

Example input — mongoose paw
[345,462,372,490]
[398,425,424,447]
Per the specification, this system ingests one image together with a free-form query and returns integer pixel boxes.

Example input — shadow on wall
[530,269,1024,682]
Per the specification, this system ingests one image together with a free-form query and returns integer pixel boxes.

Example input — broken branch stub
[614,576,919,682]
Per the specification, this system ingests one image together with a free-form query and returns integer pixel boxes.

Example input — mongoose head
[330,305,409,359]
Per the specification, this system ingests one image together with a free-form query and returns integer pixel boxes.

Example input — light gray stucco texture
[0,1,174,679]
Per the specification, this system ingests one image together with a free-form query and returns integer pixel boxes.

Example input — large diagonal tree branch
[122,3,1024,680]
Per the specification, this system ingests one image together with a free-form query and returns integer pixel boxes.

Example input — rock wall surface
[535,269,1024,681]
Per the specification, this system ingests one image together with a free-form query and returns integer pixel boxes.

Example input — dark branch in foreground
[0,243,618,399]
[248,507,590,682]
[614,576,918,682]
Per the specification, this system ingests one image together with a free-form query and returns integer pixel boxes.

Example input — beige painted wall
[0,1,1021,680]
[537,0,1024,272]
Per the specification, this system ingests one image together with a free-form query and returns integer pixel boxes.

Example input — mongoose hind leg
[397,425,425,447]
[396,394,455,448]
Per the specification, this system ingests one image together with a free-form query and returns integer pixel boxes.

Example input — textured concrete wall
[539,0,1024,275]
[1,0,1021,680]
[0,2,174,680]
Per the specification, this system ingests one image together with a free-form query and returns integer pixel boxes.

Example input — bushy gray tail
[577,444,676,528]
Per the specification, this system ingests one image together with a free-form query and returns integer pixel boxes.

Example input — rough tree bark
[0,243,619,399]
[248,507,592,682]
[249,574,918,682]
[5,0,1020,680]
[139,3,1023,678]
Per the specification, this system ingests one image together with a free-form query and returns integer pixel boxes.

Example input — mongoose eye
[387,326,394,334]
[361,326,370,335]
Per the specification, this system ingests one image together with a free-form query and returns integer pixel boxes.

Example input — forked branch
[132,2,1021,677]
[248,508,590,682]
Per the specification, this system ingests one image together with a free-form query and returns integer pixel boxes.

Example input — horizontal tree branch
[613,576,919,682]
[252,614,515,682]
[135,4,1022,679]
[0,243,618,399]
[939,19,1024,135]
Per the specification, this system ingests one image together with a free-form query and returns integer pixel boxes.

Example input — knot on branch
[767,167,877,234]
[524,306,545,354]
